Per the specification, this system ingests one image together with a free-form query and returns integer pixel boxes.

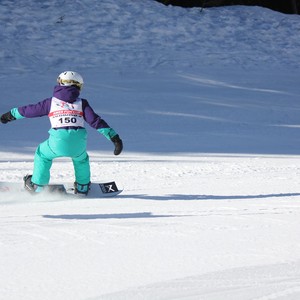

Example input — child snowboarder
[0,71,123,195]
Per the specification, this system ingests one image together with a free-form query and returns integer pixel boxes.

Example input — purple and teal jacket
[11,85,117,140]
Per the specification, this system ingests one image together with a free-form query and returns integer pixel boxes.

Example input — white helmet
[57,71,84,90]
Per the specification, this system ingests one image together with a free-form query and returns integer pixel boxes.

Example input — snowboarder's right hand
[0,111,16,124]
[111,135,123,155]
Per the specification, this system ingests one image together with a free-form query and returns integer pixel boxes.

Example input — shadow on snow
[119,193,300,201]
[43,212,183,220]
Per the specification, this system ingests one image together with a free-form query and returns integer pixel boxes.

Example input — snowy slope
[1,0,300,73]
[1,1,300,155]
[1,1,300,299]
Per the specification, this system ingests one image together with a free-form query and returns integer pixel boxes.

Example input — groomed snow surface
[1,1,300,299]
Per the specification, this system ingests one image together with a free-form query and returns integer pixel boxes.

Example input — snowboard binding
[74,181,91,196]
[23,174,44,194]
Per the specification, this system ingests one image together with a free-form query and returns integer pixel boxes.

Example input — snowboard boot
[23,174,44,194]
[74,181,90,196]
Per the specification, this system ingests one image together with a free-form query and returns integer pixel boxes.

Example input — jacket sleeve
[16,98,52,118]
[82,99,118,140]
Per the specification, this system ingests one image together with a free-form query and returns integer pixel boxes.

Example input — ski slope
[1,1,300,299]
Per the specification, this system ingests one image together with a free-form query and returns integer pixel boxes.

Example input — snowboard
[0,181,122,198]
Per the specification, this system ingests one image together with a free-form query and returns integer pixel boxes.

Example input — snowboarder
[0,71,123,195]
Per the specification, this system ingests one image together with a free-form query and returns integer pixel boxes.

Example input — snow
[1,0,300,299]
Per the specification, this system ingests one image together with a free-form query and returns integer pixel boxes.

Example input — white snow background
[1,0,300,299]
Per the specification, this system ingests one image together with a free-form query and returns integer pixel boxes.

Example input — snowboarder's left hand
[111,135,123,155]
[0,111,16,124]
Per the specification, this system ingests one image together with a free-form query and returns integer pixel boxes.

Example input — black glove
[111,135,123,155]
[0,111,16,124]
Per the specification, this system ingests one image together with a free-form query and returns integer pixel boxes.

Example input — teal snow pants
[31,128,90,186]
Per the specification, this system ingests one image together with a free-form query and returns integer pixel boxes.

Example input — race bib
[48,97,84,128]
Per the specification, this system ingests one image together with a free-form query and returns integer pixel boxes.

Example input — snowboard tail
[65,181,121,197]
